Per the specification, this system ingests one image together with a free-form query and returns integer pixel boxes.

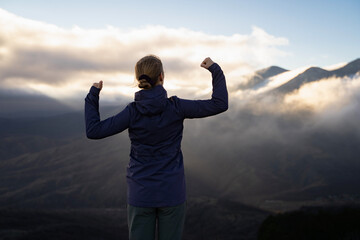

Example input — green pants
[127,202,186,240]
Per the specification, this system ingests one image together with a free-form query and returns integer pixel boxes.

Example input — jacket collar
[134,85,167,101]
[134,85,168,115]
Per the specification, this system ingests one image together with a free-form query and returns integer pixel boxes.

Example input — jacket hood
[134,85,168,115]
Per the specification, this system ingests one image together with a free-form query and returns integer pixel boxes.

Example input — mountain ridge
[0,89,73,118]
[274,58,360,94]
[238,66,288,90]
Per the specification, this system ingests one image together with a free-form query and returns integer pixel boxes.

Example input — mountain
[0,89,73,118]
[0,135,130,208]
[256,66,289,80]
[235,58,360,95]
[238,66,288,90]
[0,105,124,160]
[275,67,332,93]
[275,58,360,94]
[332,58,360,77]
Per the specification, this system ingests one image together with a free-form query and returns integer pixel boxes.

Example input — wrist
[90,86,101,95]
[208,63,218,72]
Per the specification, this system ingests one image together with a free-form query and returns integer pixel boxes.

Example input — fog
[180,71,360,204]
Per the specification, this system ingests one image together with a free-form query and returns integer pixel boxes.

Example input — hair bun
[139,74,156,87]
[138,79,152,89]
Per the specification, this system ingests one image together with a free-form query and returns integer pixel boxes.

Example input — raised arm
[177,58,228,118]
[84,81,130,139]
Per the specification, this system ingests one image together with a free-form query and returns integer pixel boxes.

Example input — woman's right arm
[85,82,130,139]
[177,58,228,118]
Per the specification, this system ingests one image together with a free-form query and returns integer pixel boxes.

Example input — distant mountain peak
[332,58,360,77]
[274,58,360,94]
[274,67,332,94]
[256,66,288,79]
[238,66,288,90]
[302,66,329,74]
[0,89,72,118]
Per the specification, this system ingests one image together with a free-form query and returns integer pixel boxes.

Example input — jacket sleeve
[84,86,130,139]
[177,63,228,119]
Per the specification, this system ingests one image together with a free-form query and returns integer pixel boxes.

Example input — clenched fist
[93,80,103,91]
[200,57,214,69]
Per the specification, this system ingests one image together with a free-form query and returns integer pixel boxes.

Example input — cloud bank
[284,73,360,112]
[0,8,289,102]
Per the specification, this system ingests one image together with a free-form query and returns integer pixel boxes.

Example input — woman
[85,55,228,240]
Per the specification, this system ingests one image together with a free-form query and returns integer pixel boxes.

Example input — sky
[2,0,359,68]
[0,0,359,104]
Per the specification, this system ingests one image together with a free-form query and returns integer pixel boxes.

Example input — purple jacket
[85,63,228,207]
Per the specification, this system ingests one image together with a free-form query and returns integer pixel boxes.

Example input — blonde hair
[135,55,164,89]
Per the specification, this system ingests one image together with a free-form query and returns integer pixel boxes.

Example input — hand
[93,80,103,90]
[200,57,214,69]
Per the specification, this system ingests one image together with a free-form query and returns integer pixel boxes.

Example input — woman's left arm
[85,81,130,139]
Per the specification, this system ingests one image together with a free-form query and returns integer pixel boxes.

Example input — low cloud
[230,69,360,119]
[284,73,360,113]
[0,8,289,101]
[183,71,360,201]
